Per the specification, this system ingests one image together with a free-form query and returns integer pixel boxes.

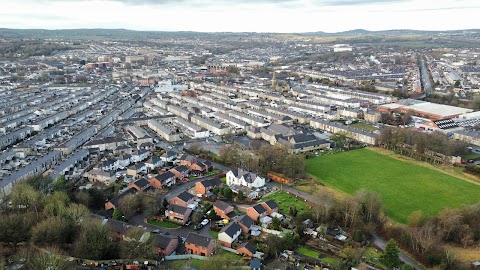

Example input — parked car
[201,219,209,226]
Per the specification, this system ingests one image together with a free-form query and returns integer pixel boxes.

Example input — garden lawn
[295,247,319,259]
[306,148,480,223]
[147,219,181,229]
[210,230,219,238]
[350,122,378,132]
[262,191,310,217]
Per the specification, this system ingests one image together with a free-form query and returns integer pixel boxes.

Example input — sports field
[306,148,480,223]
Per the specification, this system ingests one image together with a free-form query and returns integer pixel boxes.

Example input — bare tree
[437,208,463,241]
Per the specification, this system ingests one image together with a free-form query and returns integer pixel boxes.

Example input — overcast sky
[0,0,479,33]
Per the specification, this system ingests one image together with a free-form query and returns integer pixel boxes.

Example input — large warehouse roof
[404,103,473,118]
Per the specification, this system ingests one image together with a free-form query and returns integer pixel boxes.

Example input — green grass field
[295,247,319,258]
[306,148,480,223]
[147,219,181,229]
[262,191,310,217]
[350,122,379,132]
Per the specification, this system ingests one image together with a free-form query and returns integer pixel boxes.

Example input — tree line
[378,127,468,163]
[383,203,480,269]
[0,175,161,269]
[217,143,306,179]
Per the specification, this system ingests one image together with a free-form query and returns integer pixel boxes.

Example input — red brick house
[189,160,212,176]
[178,154,197,167]
[104,188,137,210]
[237,242,256,257]
[165,204,192,225]
[246,204,268,222]
[195,178,223,195]
[168,191,195,207]
[103,219,131,240]
[234,215,254,233]
[154,234,179,256]
[127,177,151,192]
[260,200,279,215]
[218,222,242,248]
[213,200,234,220]
[149,171,176,189]
[185,232,216,256]
[170,165,189,180]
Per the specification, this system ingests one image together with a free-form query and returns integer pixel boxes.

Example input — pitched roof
[154,234,178,249]
[213,200,232,211]
[177,191,194,203]
[236,215,254,228]
[226,211,238,219]
[198,177,222,188]
[262,200,278,210]
[167,204,190,215]
[156,171,175,181]
[104,219,131,234]
[173,165,189,173]
[238,242,256,254]
[291,133,317,143]
[251,204,267,215]
[109,188,137,207]
[133,178,150,189]
[185,232,215,248]
[219,222,242,238]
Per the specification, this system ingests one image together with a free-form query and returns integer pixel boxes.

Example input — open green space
[146,219,181,229]
[349,122,378,132]
[306,148,480,223]
[295,247,319,259]
[262,191,310,217]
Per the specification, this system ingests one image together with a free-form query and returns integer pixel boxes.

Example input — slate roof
[104,219,131,234]
[262,200,278,210]
[173,165,189,173]
[291,133,317,144]
[156,171,175,181]
[154,234,178,249]
[238,242,256,254]
[236,215,254,228]
[226,211,238,219]
[213,200,232,211]
[251,204,267,215]
[176,191,194,203]
[219,222,242,238]
[167,204,190,215]
[133,178,150,189]
[198,177,222,188]
[109,188,137,207]
[185,232,215,248]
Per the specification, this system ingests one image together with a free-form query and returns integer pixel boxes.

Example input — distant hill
[0,28,479,42]
[302,28,480,36]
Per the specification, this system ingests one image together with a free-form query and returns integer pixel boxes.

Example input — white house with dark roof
[226,168,265,188]
[218,222,242,248]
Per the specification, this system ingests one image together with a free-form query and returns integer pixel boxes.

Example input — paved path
[266,182,424,270]
[372,234,424,270]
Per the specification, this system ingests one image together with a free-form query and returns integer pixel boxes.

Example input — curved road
[266,182,424,270]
